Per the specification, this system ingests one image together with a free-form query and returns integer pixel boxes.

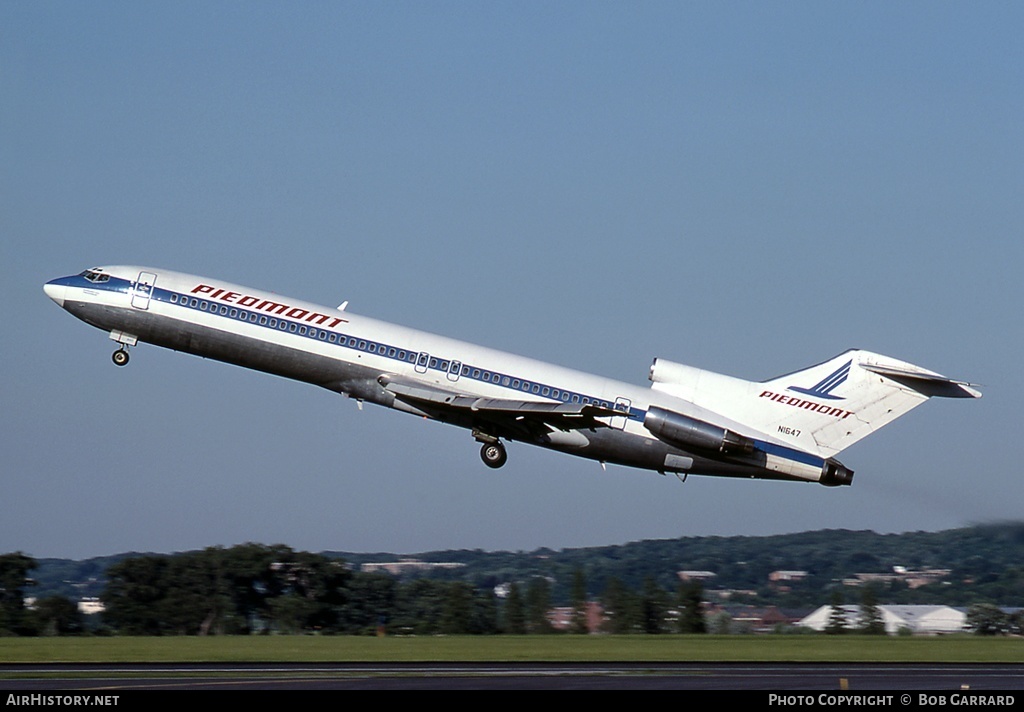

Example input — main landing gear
[112,348,130,367]
[480,441,508,469]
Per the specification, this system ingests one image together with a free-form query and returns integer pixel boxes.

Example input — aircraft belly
[65,301,370,393]
[538,428,590,449]
[551,428,685,472]
[555,427,810,483]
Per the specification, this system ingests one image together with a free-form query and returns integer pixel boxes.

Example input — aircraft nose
[44,279,67,307]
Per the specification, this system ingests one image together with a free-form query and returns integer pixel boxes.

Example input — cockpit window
[80,269,110,284]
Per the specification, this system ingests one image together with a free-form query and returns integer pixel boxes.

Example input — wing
[380,376,626,439]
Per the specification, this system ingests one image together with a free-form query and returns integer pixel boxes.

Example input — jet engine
[643,406,755,456]
[820,459,855,487]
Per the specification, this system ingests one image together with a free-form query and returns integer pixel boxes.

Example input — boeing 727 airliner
[44,266,980,486]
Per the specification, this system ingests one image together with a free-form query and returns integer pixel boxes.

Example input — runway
[2,662,1022,691]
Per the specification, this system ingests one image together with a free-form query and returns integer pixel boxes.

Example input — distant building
[677,570,717,583]
[843,568,951,589]
[26,596,105,615]
[769,570,808,583]
[548,602,605,633]
[768,570,808,592]
[705,589,757,601]
[706,605,806,633]
[798,605,965,635]
[360,559,465,575]
[78,598,104,615]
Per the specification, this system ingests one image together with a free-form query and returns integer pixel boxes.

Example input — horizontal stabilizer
[859,363,981,399]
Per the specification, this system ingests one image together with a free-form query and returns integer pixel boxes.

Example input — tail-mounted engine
[643,406,755,456]
[820,459,855,487]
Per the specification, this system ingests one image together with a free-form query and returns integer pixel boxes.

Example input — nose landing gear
[108,330,138,367]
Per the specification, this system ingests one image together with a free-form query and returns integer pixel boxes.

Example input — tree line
[24,523,1024,610]
[0,553,85,635]
[1,545,708,636]
[7,523,1024,636]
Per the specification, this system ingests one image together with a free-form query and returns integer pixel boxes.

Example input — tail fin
[756,350,980,457]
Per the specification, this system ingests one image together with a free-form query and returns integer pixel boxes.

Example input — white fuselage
[44,265,847,484]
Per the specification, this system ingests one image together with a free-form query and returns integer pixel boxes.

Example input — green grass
[1,635,1022,664]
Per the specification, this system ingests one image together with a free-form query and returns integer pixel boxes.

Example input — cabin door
[131,271,157,310]
[611,397,631,430]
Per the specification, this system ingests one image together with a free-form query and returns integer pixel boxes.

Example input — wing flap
[381,378,624,427]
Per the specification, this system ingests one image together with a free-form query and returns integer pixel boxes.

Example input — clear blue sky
[3,2,1021,559]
